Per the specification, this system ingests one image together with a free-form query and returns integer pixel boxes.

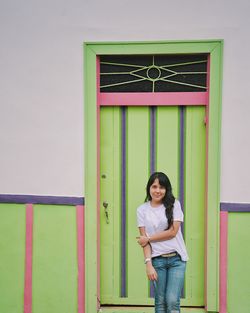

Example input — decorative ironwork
[100,55,208,92]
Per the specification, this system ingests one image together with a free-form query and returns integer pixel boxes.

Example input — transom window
[100,54,208,93]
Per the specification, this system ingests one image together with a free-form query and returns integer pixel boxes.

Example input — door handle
[103,201,109,224]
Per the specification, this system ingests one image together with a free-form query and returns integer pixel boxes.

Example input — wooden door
[100,105,206,307]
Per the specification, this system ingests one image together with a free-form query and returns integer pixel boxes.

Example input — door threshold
[100,306,206,313]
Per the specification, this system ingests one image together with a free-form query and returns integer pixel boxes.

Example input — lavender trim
[220,202,250,212]
[0,194,84,205]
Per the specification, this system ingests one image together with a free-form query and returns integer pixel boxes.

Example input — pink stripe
[99,92,207,106]
[24,204,33,313]
[220,211,228,313]
[97,56,101,108]
[205,54,211,110]
[96,56,101,310]
[77,205,85,313]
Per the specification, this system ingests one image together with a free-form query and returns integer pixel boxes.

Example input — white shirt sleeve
[137,205,145,227]
[173,200,184,222]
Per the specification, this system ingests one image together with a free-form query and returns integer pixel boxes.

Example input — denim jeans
[152,254,186,313]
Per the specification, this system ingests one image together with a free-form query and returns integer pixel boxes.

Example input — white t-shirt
[137,200,189,261]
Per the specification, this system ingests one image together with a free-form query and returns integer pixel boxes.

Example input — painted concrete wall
[227,212,250,313]
[1,0,250,201]
[1,203,249,313]
[0,202,83,313]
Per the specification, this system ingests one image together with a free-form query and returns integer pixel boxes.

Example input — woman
[137,172,188,313]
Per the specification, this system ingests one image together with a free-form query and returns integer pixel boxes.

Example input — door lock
[103,201,109,224]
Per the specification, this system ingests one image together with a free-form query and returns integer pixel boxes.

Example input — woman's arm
[137,221,181,247]
[138,227,157,281]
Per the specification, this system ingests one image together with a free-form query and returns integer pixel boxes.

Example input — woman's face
[149,178,166,204]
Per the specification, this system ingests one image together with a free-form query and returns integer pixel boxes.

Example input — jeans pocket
[152,257,164,269]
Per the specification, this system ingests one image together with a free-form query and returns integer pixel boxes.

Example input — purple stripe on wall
[179,106,185,299]
[220,202,250,212]
[150,106,156,298]
[149,106,156,298]
[150,106,156,174]
[149,281,155,298]
[179,106,185,233]
[0,194,84,205]
[121,107,127,297]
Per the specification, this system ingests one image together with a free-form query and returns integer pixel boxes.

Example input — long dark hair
[145,172,175,230]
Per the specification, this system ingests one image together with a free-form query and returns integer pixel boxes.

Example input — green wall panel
[0,204,26,313]
[32,205,77,313]
[228,213,250,313]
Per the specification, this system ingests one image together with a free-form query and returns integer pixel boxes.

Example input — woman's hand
[136,235,149,247]
[146,263,158,281]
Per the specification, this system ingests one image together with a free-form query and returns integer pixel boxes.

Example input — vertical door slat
[100,107,122,302]
[156,107,179,196]
[185,106,206,305]
[127,107,150,301]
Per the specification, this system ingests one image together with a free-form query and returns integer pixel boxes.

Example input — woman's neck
[150,200,163,208]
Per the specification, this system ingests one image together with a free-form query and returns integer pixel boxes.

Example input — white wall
[1,0,250,200]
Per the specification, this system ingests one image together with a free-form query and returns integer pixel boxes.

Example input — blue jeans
[152,254,186,313]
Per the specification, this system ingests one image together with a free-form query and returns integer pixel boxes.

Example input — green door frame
[84,40,223,313]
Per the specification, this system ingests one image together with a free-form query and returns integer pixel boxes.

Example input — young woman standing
[137,172,188,313]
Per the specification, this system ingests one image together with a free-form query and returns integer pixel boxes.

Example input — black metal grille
[100,54,208,92]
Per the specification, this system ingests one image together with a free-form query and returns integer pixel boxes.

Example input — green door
[100,105,206,307]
